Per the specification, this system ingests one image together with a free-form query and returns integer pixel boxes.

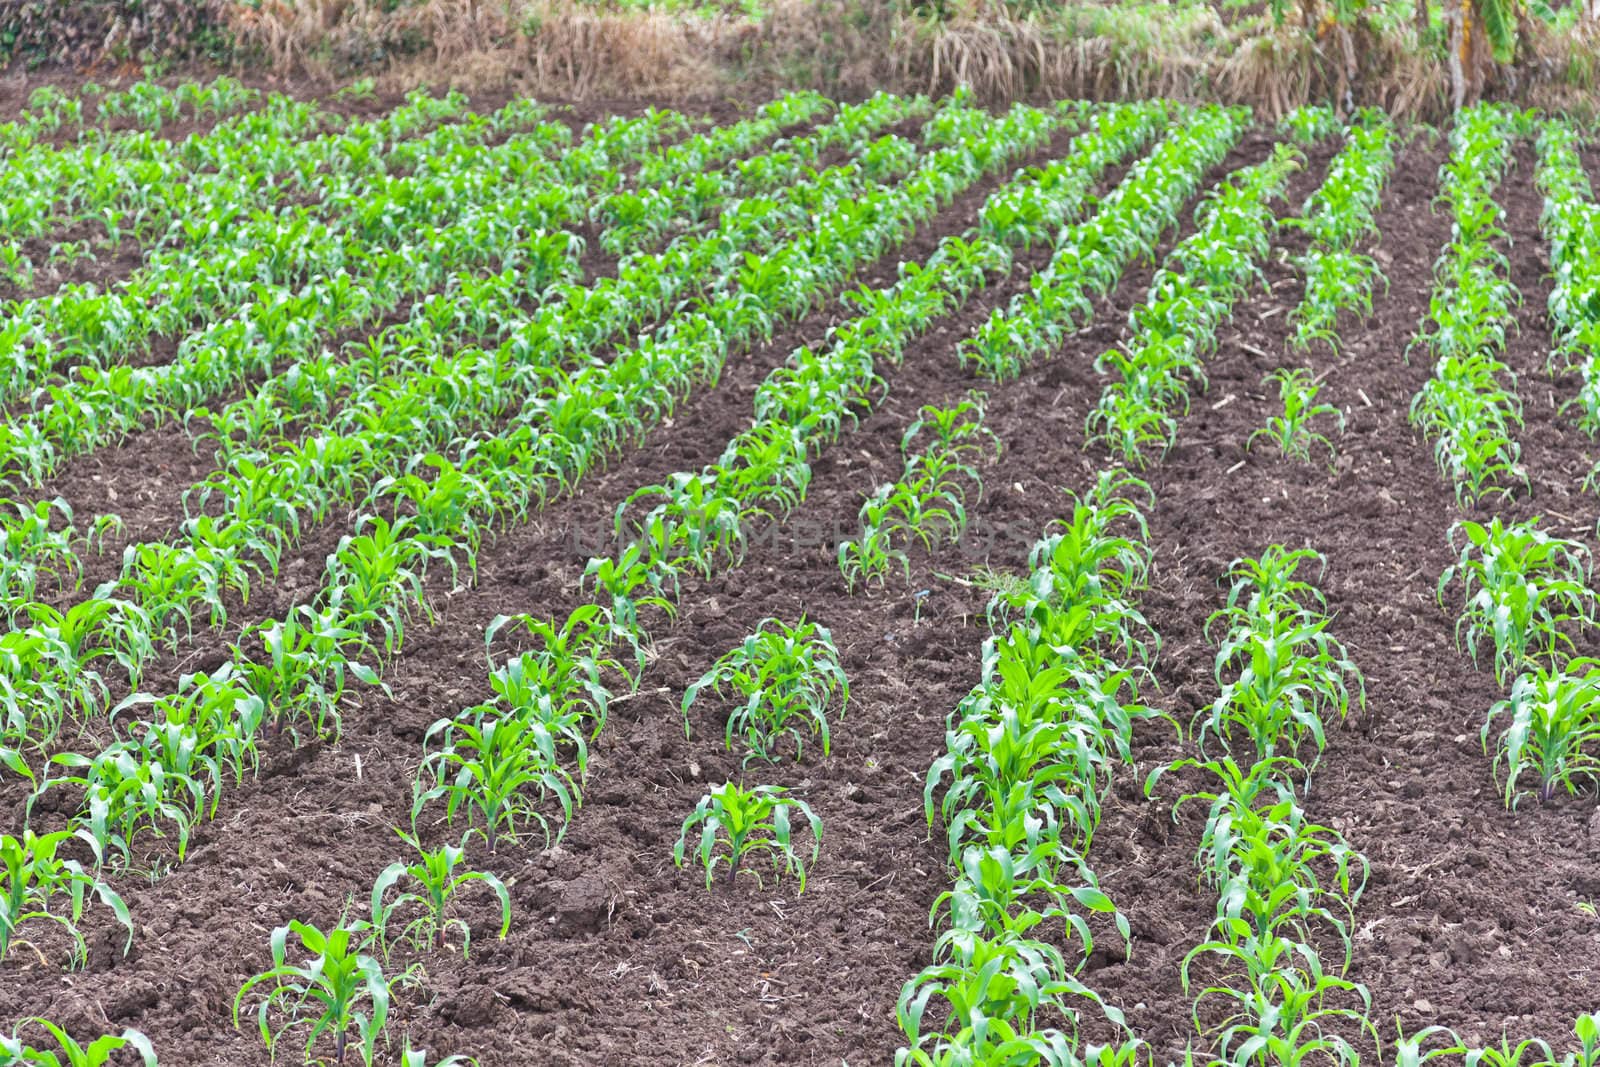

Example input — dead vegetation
[2,0,1597,120]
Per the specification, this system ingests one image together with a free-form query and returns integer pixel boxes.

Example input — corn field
[0,77,1598,1067]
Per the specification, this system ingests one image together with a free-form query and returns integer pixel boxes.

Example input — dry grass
[197,0,1600,119]
[515,1,726,97]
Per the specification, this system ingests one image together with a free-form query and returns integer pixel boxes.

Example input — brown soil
[1,113,1598,1067]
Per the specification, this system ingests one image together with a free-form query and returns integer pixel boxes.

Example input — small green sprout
[1248,367,1344,465]
[0,829,133,969]
[0,1020,157,1067]
[682,617,849,764]
[369,831,511,960]
[233,919,413,1067]
[674,782,821,891]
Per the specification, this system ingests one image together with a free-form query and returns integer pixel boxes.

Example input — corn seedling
[1483,661,1600,807]
[1088,145,1300,465]
[682,617,849,764]
[1248,367,1344,464]
[399,1047,478,1067]
[1276,105,1340,146]
[369,831,511,960]
[896,923,1122,1061]
[0,1021,157,1067]
[234,919,414,1067]
[1198,548,1363,766]
[0,829,132,968]
[674,781,821,891]
[1439,517,1600,684]
[838,395,998,593]
[413,709,581,854]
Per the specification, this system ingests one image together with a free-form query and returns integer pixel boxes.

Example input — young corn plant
[1200,607,1364,766]
[1199,547,1364,767]
[1438,517,1600,684]
[674,781,821,891]
[1483,662,1600,807]
[399,1047,479,1067]
[484,602,636,735]
[0,829,133,969]
[681,617,849,764]
[1159,755,1368,958]
[1276,105,1340,146]
[896,923,1120,1062]
[236,606,387,743]
[1408,103,1528,506]
[368,831,511,960]
[1247,367,1344,465]
[34,737,213,872]
[0,1020,157,1067]
[412,708,582,854]
[234,919,413,1067]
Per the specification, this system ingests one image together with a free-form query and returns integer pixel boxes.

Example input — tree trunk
[1446,0,1495,110]
[1416,0,1430,36]
[1445,0,1467,110]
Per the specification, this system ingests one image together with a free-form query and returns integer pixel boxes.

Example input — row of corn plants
[0,101,932,744]
[0,98,1054,901]
[901,467,1163,1065]
[221,101,1165,1061]
[1420,113,1600,810]
[607,102,1241,1067]
[2,76,260,146]
[405,95,1091,852]
[429,98,1177,870]
[1151,545,1373,1065]
[894,129,1380,1064]
[1087,145,1303,464]
[1435,513,1600,806]
[0,100,730,580]
[592,87,865,256]
[1250,114,1396,465]
[959,104,1249,383]
[1285,109,1395,353]
[892,123,1332,1067]
[0,77,266,243]
[1533,119,1600,452]
[36,85,825,380]
[1407,103,1530,506]
[837,394,1000,591]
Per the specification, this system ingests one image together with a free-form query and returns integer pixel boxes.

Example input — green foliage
[0,829,132,969]
[234,920,413,1067]
[1483,662,1600,806]
[0,1020,156,1067]
[413,708,582,854]
[1248,367,1345,464]
[682,617,849,764]
[674,781,822,891]
[1089,141,1299,465]
[1438,516,1599,684]
[1409,103,1527,506]
[369,831,511,960]
[839,394,998,592]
